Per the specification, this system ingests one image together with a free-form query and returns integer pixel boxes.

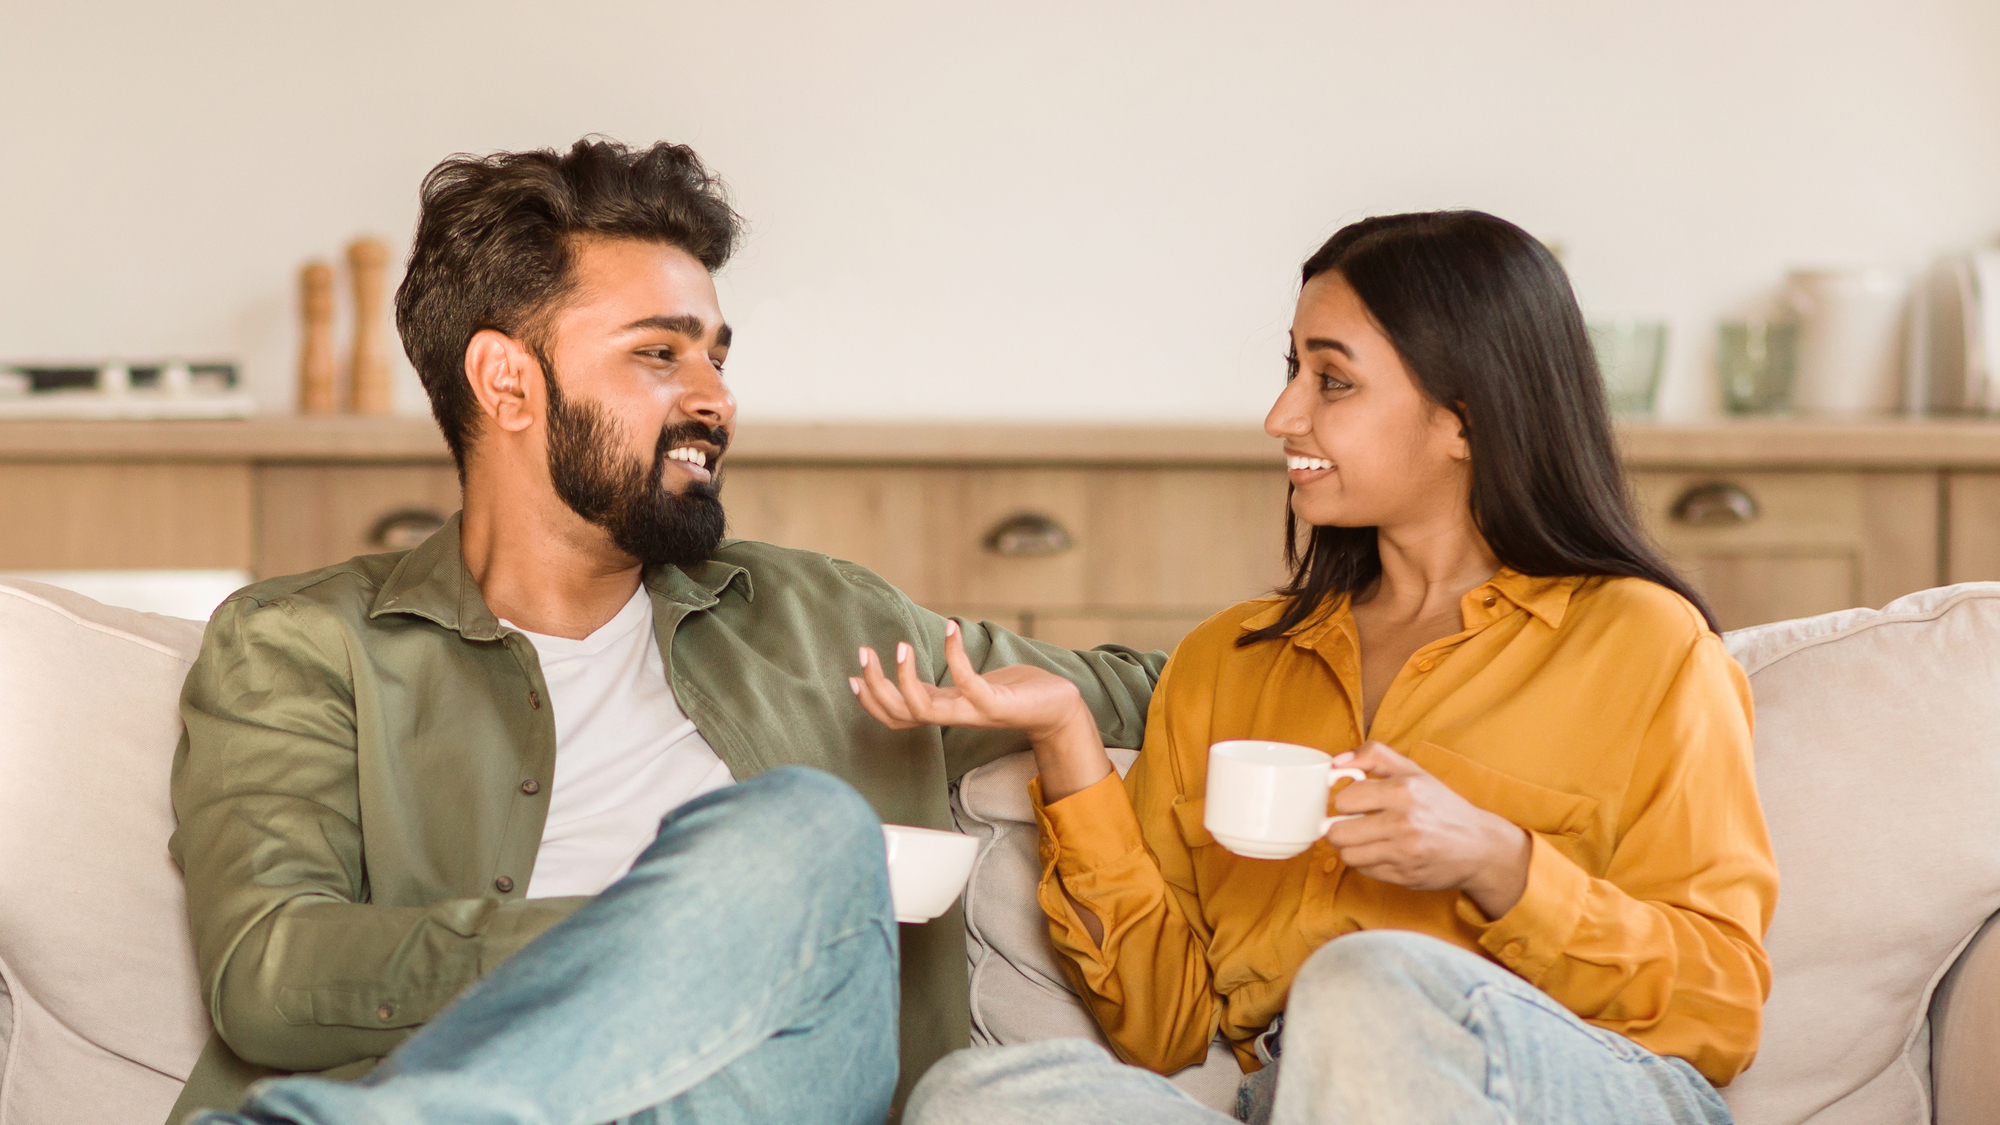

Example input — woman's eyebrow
[1301,337,1354,358]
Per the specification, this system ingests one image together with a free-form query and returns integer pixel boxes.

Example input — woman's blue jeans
[906,930,1733,1125]
[193,767,901,1125]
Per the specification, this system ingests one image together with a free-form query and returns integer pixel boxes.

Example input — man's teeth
[667,447,709,468]
[1287,455,1333,472]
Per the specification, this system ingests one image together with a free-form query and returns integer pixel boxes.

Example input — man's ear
[464,330,541,434]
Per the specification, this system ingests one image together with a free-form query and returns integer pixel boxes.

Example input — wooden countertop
[6,416,2000,468]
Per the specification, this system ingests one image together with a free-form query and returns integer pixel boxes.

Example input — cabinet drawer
[0,461,253,569]
[1628,470,1937,629]
[257,465,461,578]
[725,466,1090,609]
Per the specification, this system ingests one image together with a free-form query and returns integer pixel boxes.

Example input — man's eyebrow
[617,314,712,340]
[1301,337,1354,358]
[715,323,732,349]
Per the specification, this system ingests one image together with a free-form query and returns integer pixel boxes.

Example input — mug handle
[1316,767,1370,835]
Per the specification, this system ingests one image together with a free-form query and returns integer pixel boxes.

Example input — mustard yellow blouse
[1031,570,1777,1087]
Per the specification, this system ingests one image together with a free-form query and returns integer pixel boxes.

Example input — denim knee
[1289,931,1493,1029]
[906,1042,1123,1125]
[633,766,887,915]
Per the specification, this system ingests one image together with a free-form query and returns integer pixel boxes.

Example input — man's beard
[543,364,727,568]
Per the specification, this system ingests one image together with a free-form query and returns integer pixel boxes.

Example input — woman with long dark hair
[856,211,1776,1125]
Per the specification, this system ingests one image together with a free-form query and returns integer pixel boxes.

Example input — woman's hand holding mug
[849,620,1114,802]
[1324,741,1533,920]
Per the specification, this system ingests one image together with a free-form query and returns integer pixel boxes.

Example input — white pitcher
[1783,268,1910,416]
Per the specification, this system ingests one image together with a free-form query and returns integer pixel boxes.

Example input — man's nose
[682,358,735,429]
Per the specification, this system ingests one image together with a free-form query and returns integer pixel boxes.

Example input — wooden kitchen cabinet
[1627,470,1939,631]
[7,418,2000,647]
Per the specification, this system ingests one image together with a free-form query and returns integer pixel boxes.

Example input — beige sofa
[4,575,2000,1125]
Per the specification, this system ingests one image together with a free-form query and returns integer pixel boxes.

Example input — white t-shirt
[501,586,735,898]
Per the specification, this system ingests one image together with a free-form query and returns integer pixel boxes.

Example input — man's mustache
[653,422,731,465]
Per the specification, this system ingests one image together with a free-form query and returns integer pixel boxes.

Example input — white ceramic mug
[881,824,980,924]
[1204,740,1367,860]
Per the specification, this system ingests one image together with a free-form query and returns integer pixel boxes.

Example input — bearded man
[167,139,1163,1125]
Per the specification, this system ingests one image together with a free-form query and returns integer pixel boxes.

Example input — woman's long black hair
[1241,210,1717,645]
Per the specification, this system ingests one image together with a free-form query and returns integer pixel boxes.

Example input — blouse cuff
[1031,770,1147,881]
[1454,831,1590,986]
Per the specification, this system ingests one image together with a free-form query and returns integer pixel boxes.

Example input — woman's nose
[1265,377,1312,438]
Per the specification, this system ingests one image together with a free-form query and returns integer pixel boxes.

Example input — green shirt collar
[368,513,754,639]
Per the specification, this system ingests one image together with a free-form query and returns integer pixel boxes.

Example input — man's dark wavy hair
[394,137,743,472]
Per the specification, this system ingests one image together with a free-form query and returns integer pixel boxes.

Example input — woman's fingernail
[946,619,959,637]
[1331,751,1355,765]
[848,677,862,695]
[858,648,870,668]
[896,642,911,664]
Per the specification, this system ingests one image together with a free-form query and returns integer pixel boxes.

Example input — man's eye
[643,348,676,364]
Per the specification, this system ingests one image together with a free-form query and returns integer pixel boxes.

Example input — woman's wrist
[1030,701,1113,803]
[1462,817,1533,920]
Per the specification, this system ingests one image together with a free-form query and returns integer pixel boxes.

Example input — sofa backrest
[0,579,212,1125]
[1718,583,2000,1125]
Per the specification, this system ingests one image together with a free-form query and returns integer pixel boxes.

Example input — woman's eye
[1318,372,1352,393]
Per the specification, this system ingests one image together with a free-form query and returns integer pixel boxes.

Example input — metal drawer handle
[369,508,448,550]
[984,512,1074,558]
[1670,482,1759,527]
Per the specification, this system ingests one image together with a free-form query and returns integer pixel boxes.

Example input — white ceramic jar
[1783,268,1910,416]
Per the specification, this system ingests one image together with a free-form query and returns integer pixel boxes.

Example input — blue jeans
[906,931,1732,1125]
[194,767,901,1125]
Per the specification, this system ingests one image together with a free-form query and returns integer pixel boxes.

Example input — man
[167,138,1164,1124]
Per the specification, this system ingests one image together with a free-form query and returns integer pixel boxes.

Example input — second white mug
[1204,740,1366,860]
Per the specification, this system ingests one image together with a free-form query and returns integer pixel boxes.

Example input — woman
[852,211,1776,1125]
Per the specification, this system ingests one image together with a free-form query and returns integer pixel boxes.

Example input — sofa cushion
[0,579,212,1125]
[1718,583,2000,1125]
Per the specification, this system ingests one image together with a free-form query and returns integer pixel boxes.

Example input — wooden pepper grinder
[347,237,393,414]
[297,261,339,414]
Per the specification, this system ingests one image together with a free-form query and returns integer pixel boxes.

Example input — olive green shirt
[166,516,1164,1120]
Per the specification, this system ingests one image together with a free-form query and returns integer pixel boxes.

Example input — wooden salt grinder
[297,261,339,415]
[348,237,393,414]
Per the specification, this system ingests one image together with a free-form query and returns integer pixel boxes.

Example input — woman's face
[1264,271,1471,530]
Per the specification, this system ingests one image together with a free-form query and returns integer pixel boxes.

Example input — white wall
[3,0,1997,423]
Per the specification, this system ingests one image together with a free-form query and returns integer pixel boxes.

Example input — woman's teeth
[1287,455,1333,471]
[667,446,709,468]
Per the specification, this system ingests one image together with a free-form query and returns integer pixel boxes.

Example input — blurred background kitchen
[3,0,1999,638]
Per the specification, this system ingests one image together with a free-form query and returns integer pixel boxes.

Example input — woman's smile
[1285,448,1335,486]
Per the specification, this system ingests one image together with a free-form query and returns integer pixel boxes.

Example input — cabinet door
[1946,473,2000,583]
[257,465,461,578]
[0,461,253,569]
[1627,471,1938,630]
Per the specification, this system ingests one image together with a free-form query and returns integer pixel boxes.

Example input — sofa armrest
[1931,909,2000,1125]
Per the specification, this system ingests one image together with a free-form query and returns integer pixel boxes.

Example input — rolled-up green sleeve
[170,594,585,1074]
